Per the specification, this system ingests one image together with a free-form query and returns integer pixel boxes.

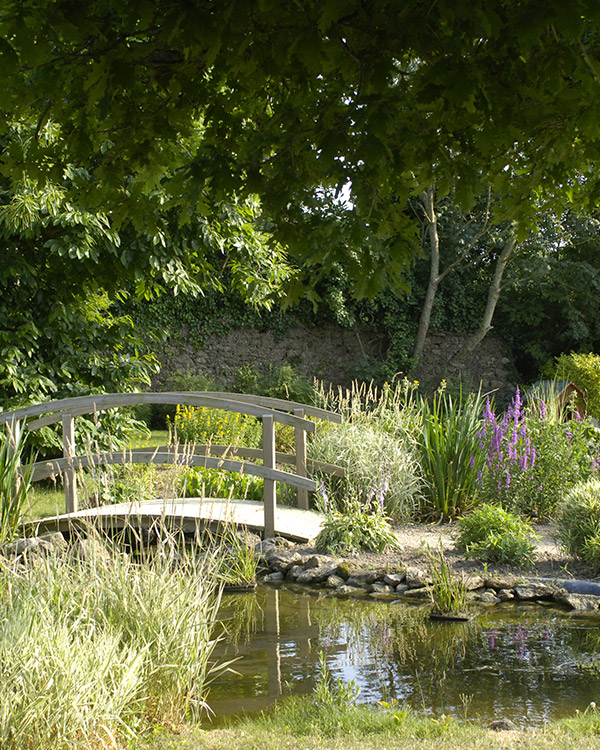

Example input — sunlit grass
[128,430,171,448]
[25,483,65,520]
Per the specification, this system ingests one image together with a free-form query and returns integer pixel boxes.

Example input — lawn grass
[25,482,65,520]
[128,429,171,449]
[133,702,600,750]
[23,431,172,521]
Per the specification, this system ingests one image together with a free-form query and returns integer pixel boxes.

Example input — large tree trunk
[449,234,517,370]
[411,185,440,365]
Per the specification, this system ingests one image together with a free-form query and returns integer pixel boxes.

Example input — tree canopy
[2,0,600,296]
[3,1,600,405]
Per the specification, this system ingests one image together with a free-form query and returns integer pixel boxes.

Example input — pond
[207,583,600,727]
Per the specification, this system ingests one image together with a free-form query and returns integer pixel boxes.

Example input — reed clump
[0,525,227,750]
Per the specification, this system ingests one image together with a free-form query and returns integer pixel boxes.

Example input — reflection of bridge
[210,586,321,715]
[0,392,343,542]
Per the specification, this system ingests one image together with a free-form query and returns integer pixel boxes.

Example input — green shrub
[169,404,262,447]
[139,369,221,428]
[315,495,400,554]
[81,463,157,508]
[234,362,316,404]
[557,479,600,568]
[309,420,422,521]
[456,503,538,565]
[184,466,264,502]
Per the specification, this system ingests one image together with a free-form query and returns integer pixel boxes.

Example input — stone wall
[152,324,387,389]
[412,330,518,401]
[152,324,517,399]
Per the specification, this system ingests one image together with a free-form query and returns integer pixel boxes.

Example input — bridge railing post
[293,407,309,510]
[62,413,78,513]
[262,414,276,538]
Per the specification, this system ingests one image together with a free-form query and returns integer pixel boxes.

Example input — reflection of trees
[212,588,600,723]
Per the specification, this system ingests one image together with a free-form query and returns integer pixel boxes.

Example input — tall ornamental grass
[417,386,487,520]
[311,379,422,521]
[0,423,34,543]
[0,529,226,750]
[309,421,422,522]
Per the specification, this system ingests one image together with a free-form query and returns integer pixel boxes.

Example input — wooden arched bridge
[0,392,344,542]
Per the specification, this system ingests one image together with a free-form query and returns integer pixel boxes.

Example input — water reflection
[208,584,600,726]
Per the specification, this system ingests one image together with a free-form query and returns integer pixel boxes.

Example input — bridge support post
[262,414,276,538]
[294,408,309,510]
[62,413,78,513]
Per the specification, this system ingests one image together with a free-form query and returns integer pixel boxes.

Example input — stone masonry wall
[152,324,518,399]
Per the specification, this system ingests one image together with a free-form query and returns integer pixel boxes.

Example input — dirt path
[296,523,598,581]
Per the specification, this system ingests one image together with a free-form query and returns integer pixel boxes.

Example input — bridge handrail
[2,391,343,538]
[129,444,346,477]
[0,392,330,431]
[31,450,317,490]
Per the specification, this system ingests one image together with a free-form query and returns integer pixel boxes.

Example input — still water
[208,583,600,726]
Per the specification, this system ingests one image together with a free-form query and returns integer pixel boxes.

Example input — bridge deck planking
[24,498,325,543]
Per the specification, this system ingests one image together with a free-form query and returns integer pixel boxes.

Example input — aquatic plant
[427,543,469,616]
[217,525,258,588]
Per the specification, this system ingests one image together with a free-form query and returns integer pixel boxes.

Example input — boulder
[345,571,382,588]
[488,719,518,731]
[369,582,396,595]
[553,588,600,611]
[286,565,304,581]
[514,583,556,601]
[296,562,340,584]
[263,571,285,583]
[405,567,431,588]
[335,584,368,596]
[384,572,406,586]
[265,549,307,572]
[497,588,515,602]
[485,575,525,590]
[464,575,485,591]
[304,554,338,569]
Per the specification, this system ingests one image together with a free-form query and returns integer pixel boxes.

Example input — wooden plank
[262,414,276,539]
[18,393,316,431]
[30,450,317,490]
[24,498,325,543]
